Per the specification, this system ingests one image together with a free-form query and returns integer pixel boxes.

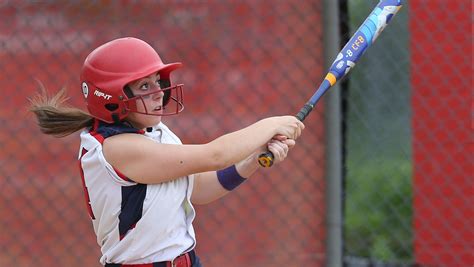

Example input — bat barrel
[257,0,403,168]
[328,0,403,81]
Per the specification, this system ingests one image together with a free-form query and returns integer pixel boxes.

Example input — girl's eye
[140,83,150,91]
[155,79,161,87]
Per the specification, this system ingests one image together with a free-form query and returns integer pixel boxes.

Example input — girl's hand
[266,116,305,141]
[266,135,296,165]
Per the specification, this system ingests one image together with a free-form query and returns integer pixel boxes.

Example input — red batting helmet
[80,37,184,123]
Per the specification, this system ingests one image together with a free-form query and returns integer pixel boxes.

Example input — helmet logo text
[94,89,112,100]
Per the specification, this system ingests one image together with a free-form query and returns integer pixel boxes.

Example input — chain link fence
[1,1,325,267]
[343,0,413,264]
[0,1,471,267]
[342,0,472,266]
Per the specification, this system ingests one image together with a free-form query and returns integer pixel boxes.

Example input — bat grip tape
[295,103,313,122]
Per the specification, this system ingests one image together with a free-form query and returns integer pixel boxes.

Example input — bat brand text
[351,36,365,50]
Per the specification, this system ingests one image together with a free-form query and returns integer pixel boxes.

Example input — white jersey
[78,121,196,265]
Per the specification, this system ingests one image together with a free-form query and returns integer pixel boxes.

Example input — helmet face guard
[124,84,184,116]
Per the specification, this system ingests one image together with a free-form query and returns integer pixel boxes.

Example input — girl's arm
[103,116,303,184]
[191,137,295,205]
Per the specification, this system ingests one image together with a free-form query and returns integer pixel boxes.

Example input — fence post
[323,0,343,266]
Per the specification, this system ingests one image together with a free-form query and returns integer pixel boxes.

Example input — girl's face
[126,73,164,129]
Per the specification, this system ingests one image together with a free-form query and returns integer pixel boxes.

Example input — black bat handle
[295,103,313,121]
[258,103,313,167]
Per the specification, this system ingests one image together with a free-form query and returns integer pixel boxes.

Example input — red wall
[411,1,473,265]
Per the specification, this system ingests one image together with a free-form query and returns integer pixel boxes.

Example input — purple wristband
[217,165,247,191]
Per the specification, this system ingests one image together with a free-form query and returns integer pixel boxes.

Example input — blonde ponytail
[29,85,94,137]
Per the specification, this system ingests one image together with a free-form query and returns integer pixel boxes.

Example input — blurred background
[0,0,471,266]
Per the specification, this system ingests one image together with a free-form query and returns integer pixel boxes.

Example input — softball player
[30,37,304,267]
